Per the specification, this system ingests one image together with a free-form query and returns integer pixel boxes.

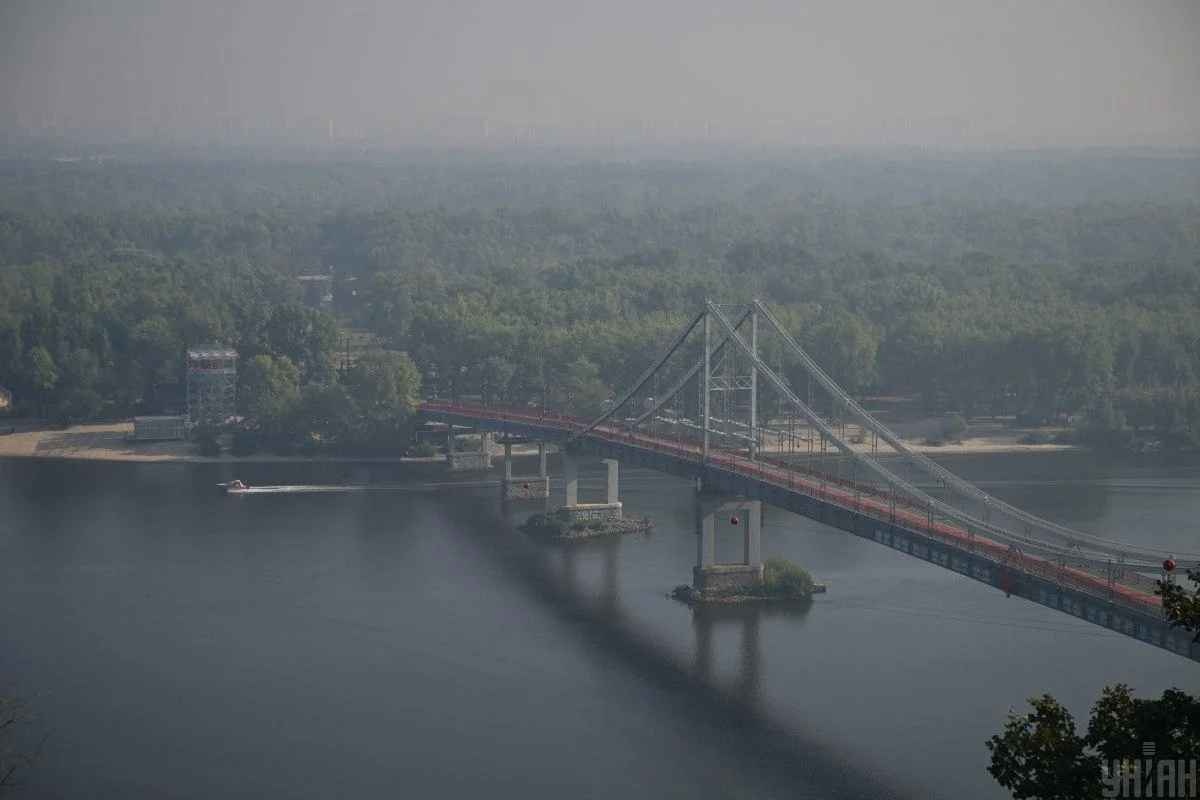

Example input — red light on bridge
[1164,558,1177,572]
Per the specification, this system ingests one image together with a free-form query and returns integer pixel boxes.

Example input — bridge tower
[699,302,760,463]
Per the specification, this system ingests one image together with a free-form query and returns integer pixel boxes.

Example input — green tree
[25,346,58,417]
[479,355,516,405]
[988,686,1200,799]
[363,270,418,344]
[344,350,420,416]
[986,694,1102,800]
[555,356,609,417]
[289,382,357,451]
[342,350,421,450]
[0,695,36,793]
[407,295,513,399]
[191,424,222,457]
[1157,567,1200,642]
[56,348,102,420]
[130,316,180,410]
[762,558,816,597]
[264,303,337,382]
[809,309,879,396]
[238,354,300,429]
[1087,684,1200,766]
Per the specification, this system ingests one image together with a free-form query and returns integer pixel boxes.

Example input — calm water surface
[1,452,1198,799]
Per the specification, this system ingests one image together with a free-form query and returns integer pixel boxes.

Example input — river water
[1,452,1197,799]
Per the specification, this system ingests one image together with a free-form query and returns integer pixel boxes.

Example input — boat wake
[221,480,501,495]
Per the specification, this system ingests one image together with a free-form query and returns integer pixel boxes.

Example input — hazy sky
[2,0,1199,149]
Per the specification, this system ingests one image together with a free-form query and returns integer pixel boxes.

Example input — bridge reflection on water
[544,528,789,711]
[443,493,906,799]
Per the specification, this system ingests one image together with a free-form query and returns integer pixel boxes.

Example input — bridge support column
[448,428,493,472]
[603,458,619,505]
[564,453,578,507]
[693,485,763,594]
[556,452,622,523]
[697,502,715,568]
[743,500,762,566]
[501,438,550,500]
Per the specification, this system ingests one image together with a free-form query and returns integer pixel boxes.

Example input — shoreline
[0,422,552,465]
[0,420,1082,465]
[890,438,1077,455]
[0,421,446,464]
[0,452,447,465]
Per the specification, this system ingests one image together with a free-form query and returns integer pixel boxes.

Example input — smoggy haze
[2,0,1199,150]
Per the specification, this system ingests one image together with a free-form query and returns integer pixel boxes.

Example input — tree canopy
[988,686,1200,800]
[0,155,1198,453]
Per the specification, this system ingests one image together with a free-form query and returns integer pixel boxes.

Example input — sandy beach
[744,415,1077,456]
[0,422,452,463]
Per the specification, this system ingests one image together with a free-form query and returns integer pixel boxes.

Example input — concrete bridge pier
[564,452,577,506]
[693,480,763,593]
[558,453,622,523]
[448,427,493,472]
[501,440,551,500]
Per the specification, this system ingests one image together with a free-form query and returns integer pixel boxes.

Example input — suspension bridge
[421,300,1200,662]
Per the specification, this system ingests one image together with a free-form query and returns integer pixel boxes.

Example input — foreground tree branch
[0,696,39,794]
[1157,567,1200,643]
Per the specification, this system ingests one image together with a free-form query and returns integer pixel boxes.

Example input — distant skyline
[2,0,1199,151]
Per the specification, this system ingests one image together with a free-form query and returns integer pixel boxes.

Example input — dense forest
[1,151,1198,452]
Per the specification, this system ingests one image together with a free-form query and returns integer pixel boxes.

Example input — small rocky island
[520,508,653,540]
[673,558,826,605]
